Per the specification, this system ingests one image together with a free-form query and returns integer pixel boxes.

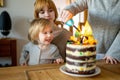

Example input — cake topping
[67,21,97,45]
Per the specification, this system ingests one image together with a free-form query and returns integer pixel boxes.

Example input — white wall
[0,0,67,65]
[0,0,35,65]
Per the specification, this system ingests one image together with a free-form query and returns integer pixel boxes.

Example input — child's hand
[20,62,28,66]
[103,56,119,64]
[54,58,64,64]
[60,10,73,22]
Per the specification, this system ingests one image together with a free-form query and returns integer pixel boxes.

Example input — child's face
[38,25,54,45]
[39,6,55,23]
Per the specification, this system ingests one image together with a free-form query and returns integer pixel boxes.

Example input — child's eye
[50,31,53,33]
[39,10,45,14]
[43,32,47,34]
[48,9,53,12]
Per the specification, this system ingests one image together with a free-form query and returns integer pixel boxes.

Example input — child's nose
[47,33,52,37]
[45,11,49,16]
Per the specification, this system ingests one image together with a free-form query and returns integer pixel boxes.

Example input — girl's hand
[103,56,119,64]
[60,10,73,22]
[54,58,64,64]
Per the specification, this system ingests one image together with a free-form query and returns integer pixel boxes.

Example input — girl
[20,18,64,66]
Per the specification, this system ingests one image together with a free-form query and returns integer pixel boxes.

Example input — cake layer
[66,50,96,56]
[66,54,96,60]
[66,44,96,51]
[66,44,96,57]
[65,68,95,74]
[65,63,96,73]
[66,46,96,52]
[66,59,96,66]
[65,44,96,74]
[66,57,95,63]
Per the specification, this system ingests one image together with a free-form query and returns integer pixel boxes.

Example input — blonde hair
[28,18,52,44]
[34,0,58,22]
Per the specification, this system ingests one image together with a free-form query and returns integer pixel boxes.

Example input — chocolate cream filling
[66,60,96,66]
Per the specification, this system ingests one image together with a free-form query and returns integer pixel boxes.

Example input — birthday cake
[65,21,97,74]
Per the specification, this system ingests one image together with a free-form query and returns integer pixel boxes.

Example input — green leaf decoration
[75,31,81,37]
[67,42,70,44]
[79,52,83,55]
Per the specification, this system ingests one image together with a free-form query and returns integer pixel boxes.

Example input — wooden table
[0,60,120,80]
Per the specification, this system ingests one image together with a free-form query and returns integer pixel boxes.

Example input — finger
[118,60,120,63]
[53,60,57,63]
[55,59,59,64]
[60,10,66,18]
[109,59,114,64]
[112,59,118,64]
[105,59,109,64]
[63,14,69,22]
[107,58,117,64]
[105,57,111,64]
[60,10,68,21]
[58,59,63,64]
[61,10,73,22]
[64,12,73,22]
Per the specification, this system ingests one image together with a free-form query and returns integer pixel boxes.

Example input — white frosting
[67,44,96,49]
[66,57,95,63]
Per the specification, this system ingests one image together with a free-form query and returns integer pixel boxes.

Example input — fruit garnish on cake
[67,21,97,45]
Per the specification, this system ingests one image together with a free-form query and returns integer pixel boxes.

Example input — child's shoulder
[50,44,58,49]
[24,42,37,48]
[50,44,57,47]
[25,42,34,46]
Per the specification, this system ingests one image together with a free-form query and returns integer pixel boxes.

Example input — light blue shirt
[20,42,61,65]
